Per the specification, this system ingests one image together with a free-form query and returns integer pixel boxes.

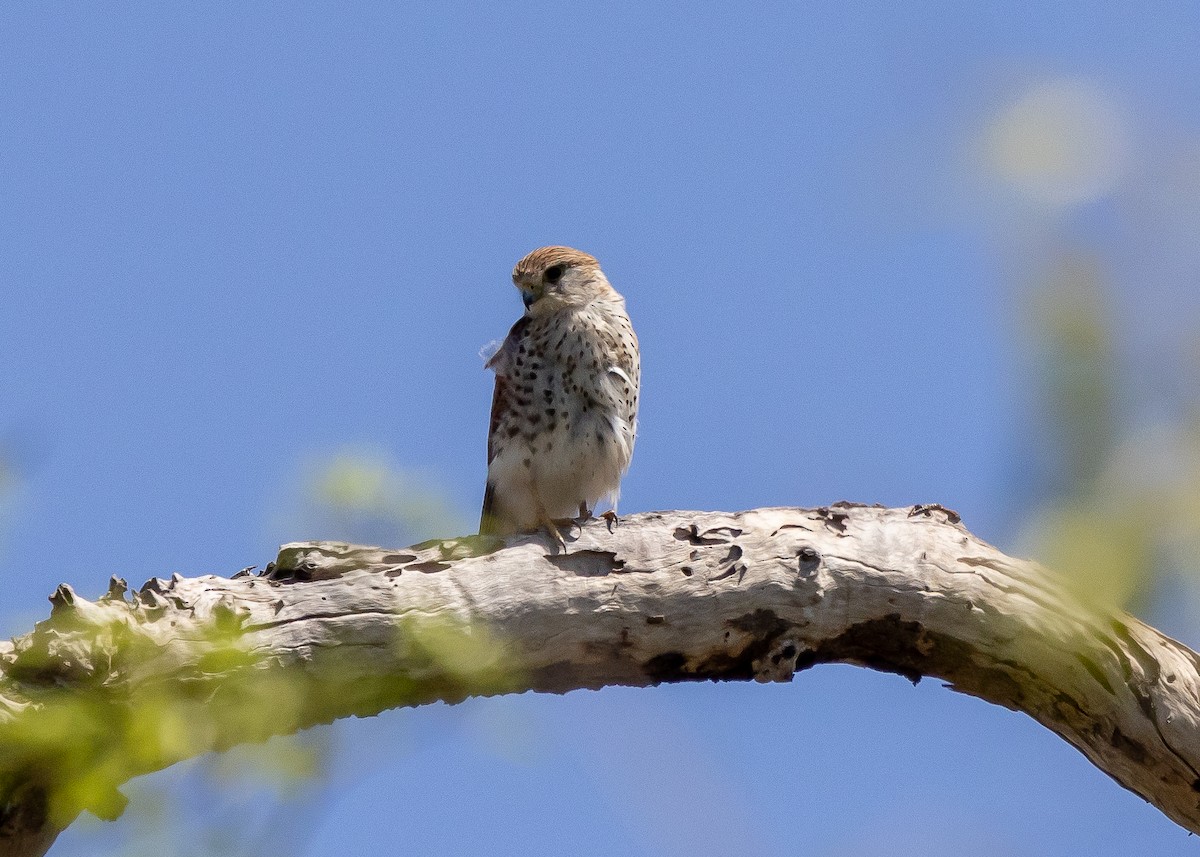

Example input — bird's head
[511,246,613,314]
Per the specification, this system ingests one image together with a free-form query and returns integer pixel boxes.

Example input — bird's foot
[539,515,568,552]
[602,510,620,533]
[578,502,593,520]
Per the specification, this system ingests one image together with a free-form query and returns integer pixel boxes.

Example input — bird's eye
[544,265,564,284]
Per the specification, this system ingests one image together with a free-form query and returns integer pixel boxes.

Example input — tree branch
[2,504,1199,855]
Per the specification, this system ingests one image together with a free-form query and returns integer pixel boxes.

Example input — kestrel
[480,246,640,544]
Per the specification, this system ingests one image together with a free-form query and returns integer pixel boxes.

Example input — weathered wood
[1,504,1199,855]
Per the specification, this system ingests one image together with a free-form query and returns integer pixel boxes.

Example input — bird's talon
[602,510,620,533]
[540,516,578,552]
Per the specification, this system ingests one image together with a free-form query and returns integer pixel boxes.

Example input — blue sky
[4,3,1200,855]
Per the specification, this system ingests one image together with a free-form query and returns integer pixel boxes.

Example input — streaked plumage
[480,247,639,543]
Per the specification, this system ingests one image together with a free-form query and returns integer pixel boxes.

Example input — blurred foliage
[65,732,332,857]
[1024,255,1116,491]
[9,598,515,854]
[3,620,310,829]
[1020,353,1200,612]
[981,78,1127,210]
[291,447,469,547]
[981,79,1200,616]
[40,449,476,855]
[1017,259,1183,611]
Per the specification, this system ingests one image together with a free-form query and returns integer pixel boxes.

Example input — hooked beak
[515,278,539,309]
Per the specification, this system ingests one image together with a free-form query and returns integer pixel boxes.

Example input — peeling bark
[1,504,1199,855]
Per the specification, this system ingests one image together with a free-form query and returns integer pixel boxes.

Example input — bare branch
[2,504,1199,855]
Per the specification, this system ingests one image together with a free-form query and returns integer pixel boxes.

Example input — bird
[479,246,640,546]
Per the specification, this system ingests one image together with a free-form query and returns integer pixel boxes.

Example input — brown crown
[512,246,602,283]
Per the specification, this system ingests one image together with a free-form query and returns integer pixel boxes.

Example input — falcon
[480,247,640,545]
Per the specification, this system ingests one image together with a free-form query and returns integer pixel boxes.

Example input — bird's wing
[479,317,528,534]
[611,314,640,433]
[479,478,500,535]
[483,316,527,464]
[479,375,509,534]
